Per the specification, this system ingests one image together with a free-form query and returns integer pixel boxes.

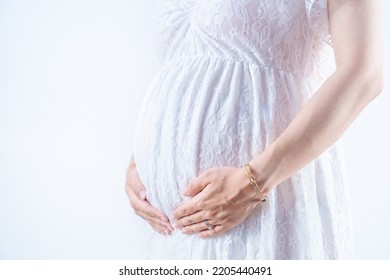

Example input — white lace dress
[132,0,353,259]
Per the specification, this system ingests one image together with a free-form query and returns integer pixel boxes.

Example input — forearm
[250,65,382,194]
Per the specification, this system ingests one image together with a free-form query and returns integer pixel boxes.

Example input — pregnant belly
[132,68,203,218]
[132,59,268,218]
[133,96,261,221]
[132,105,199,219]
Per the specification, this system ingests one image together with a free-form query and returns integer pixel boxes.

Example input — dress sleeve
[305,0,332,43]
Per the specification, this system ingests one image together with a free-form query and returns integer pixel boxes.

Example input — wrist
[248,146,280,196]
[243,163,267,202]
[235,166,263,204]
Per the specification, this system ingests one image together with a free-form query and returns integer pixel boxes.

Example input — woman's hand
[125,156,174,235]
[172,166,264,238]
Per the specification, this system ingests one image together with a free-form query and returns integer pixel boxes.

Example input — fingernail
[164,230,169,235]
[160,217,168,222]
[181,229,188,234]
[173,223,180,229]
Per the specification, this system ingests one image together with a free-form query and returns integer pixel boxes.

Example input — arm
[250,0,383,194]
[172,0,383,238]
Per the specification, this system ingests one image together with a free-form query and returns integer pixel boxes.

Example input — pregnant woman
[126,0,383,259]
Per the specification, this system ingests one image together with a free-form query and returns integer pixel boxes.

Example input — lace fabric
[132,0,353,259]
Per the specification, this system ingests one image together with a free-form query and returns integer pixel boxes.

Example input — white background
[0,0,389,259]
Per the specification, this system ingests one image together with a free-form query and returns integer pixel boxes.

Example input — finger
[150,224,169,235]
[149,215,174,232]
[127,187,170,222]
[181,219,216,234]
[125,170,146,197]
[198,225,225,238]
[175,210,204,228]
[125,167,173,231]
[137,209,173,233]
[137,210,174,232]
[129,191,173,232]
[182,169,214,196]
[138,189,146,200]
[125,166,149,199]
[145,216,173,234]
[136,200,168,221]
[172,198,201,221]
[182,180,205,197]
[130,190,170,222]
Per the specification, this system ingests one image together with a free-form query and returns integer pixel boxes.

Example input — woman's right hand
[125,155,173,235]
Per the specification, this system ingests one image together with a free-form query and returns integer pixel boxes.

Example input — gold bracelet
[244,163,267,203]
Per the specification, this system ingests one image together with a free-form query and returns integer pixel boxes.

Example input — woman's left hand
[172,166,264,238]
